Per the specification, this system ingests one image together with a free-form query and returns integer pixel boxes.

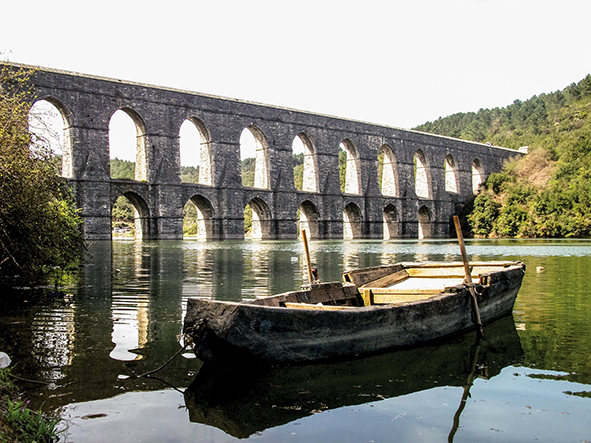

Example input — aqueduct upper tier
[6,62,522,240]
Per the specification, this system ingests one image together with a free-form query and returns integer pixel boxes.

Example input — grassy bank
[0,368,63,442]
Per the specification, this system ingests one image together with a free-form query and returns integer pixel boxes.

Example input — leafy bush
[1,368,64,443]
[1,66,85,288]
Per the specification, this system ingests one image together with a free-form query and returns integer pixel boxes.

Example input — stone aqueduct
[10,63,521,241]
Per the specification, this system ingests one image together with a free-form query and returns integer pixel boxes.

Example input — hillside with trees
[414,74,591,238]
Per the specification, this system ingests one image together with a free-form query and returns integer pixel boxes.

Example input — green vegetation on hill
[241,157,255,187]
[180,165,199,183]
[293,153,304,190]
[110,158,134,179]
[414,75,591,238]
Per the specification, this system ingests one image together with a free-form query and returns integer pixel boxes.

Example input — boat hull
[183,262,525,364]
[184,315,523,438]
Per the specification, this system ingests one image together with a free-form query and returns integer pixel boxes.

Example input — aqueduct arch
[343,202,363,239]
[472,158,485,194]
[383,204,399,240]
[297,200,320,239]
[414,149,431,199]
[247,198,272,240]
[444,154,459,194]
[340,139,361,195]
[184,195,215,240]
[111,191,150,240]
[109,108,149,182]
[379,144,398,197]
[180,117,212,186]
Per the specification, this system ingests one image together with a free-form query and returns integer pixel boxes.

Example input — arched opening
[109,109,147,181]
[414,150,430,199]
[293,133,318,192]
[180,118,212,185]
[383,204,399,239]
[343,202,362,239]
[339,140,360,195]
[240,126,269,189]
[472,158,484,194]
[112,195,134,237]
[378,144,398,197]
[418,205,432,239]
[28,98,71,177]
[297,200,320,239]
[111,192,150,240]
[245,198,272,239]
[444,154,459,193]
[183,195,214,240]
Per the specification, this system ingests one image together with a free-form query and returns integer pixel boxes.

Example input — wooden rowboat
[183,260,526,364]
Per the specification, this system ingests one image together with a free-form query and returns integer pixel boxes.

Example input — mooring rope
[131,334,193,379]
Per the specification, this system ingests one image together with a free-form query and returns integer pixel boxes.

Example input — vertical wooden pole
[453,216,472,283]
[301,229,314,285]
[453,216,483,332]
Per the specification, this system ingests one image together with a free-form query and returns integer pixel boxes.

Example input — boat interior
[250,261,522,310]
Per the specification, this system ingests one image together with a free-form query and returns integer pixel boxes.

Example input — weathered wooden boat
[183,260,526,364]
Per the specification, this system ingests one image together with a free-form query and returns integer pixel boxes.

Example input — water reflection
[184,316,522,439]
[109,294,148,361]
[31,305,75,384]
[2,238,591,442]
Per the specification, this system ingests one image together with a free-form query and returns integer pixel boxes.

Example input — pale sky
[4,0,591,137]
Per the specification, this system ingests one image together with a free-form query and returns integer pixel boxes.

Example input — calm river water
[1,239,591,442]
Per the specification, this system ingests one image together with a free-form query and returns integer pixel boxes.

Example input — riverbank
[0,368,62,442]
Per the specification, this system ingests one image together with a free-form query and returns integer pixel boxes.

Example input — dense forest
[415,74,591,238]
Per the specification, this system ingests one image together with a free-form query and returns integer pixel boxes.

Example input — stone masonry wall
[4,62,522,240]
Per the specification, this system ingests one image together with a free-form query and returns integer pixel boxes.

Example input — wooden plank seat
[283,302,356,311]
[359,288,450,306]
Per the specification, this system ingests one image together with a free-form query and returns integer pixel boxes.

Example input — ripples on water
[2,238,591,442]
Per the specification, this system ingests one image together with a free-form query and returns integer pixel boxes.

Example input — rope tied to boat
[126,332,194,379]
[463,282,484,296]
[184,319,207,345]
[461,282,484,330]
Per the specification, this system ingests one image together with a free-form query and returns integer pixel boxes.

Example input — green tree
[293,153,304,190]
[183,200,199,235]
[181,165,199,183]
[241,157,255,187]
[0,66,85,288]
[339,148,347,192]
[112,195,134,232]
[110,158,135,179]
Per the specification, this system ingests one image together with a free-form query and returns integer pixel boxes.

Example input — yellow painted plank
[372,293,439,304]
[369,287,445,295]
[284,302,355,311]
[406,265,510,278]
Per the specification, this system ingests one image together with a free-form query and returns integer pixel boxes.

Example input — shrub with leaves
[0,65,85,288]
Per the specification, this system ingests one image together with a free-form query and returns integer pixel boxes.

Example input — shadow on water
[184,315,522,439]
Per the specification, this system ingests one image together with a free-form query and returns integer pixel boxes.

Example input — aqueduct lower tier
[8,63,522,240]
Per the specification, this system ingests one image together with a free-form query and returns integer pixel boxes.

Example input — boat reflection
[184,315,522,439]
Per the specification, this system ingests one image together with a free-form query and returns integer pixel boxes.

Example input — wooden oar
[453,216,483,334]
[301,229,314,285]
